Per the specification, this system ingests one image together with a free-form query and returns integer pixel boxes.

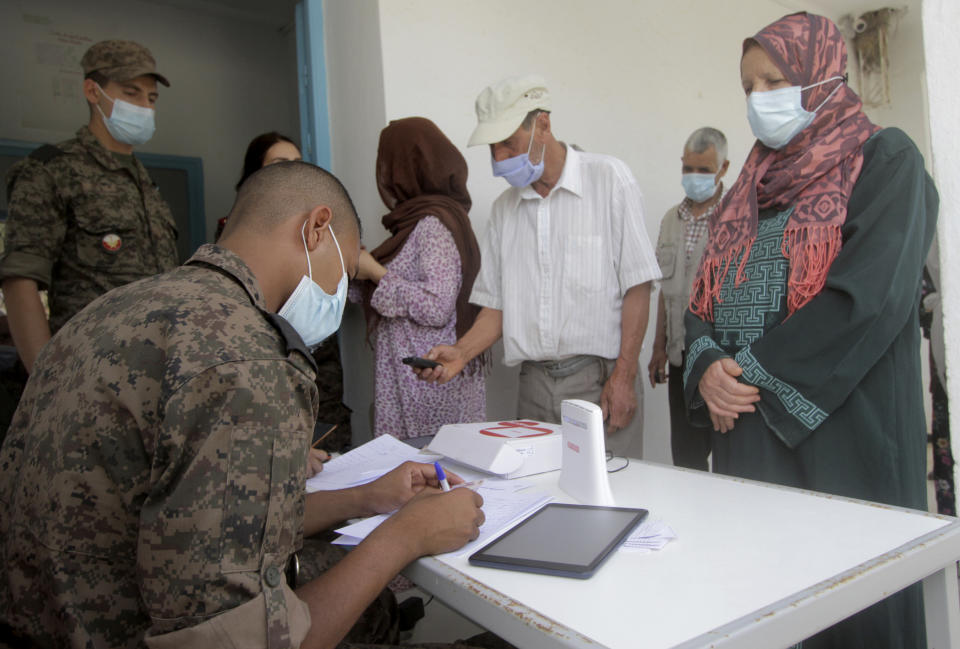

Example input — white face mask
[746,76,844,150]
[95,83,156,146]
[681,173,718,203]
[278,221,348,348]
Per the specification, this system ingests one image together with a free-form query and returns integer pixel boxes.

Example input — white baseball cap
[467,74,552,147]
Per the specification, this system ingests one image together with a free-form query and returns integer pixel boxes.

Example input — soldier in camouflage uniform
[0,162,487,649]
[0,40,178,384]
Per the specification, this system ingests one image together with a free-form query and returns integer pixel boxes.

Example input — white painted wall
[329,0,794,460]
[326,0,940,464]
[321,0,386,441]
[922,0,960,512]
[0,0,300,241]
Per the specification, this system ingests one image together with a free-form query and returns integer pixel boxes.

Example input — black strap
[262,312,318,374]
[6,144,66,203]
[28,144,65,163]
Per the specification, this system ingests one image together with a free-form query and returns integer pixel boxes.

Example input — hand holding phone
[402,356,441,369]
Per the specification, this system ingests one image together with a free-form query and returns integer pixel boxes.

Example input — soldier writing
[0,162,487,648]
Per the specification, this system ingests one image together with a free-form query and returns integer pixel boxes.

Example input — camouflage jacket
[0,245,319,648]
[1,126,179,333]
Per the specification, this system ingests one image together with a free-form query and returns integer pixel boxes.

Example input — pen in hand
[434,461,451,492]
[312,424,338,450]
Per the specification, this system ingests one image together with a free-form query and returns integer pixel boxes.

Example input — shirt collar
[679,183,725,222]
[185,244,269,311]
[513,143,583,206]
[76,125,148,179]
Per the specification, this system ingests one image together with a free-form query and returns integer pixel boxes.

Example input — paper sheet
[332,479,552,557]
[305,434,440,493]
[619,517,678,553]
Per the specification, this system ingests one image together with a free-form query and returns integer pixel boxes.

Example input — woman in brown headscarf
[354,117,485,439]
[683,13,937,649]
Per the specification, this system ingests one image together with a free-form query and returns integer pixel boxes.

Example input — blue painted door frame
[295,0,333,170]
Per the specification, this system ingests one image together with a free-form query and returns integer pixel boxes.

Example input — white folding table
[404,461,960,649]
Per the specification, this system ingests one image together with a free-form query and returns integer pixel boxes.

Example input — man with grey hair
[420,74,660,458]
[648,127,729,470]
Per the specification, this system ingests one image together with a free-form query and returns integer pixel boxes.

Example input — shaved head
[223,161,360,238]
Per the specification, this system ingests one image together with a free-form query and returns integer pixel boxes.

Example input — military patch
[101,234,122,252]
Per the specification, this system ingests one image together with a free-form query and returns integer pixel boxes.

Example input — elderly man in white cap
[420,74,659,457]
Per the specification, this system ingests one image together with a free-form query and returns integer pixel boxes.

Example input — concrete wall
[0,0,300,241]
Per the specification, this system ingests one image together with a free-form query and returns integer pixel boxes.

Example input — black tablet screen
[470,504,648,577]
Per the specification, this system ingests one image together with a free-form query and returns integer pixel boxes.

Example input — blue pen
[434,461,451,492]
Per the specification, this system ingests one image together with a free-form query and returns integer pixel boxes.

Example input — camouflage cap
[81,40,170,87]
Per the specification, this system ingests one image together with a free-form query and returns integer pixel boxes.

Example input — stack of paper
[305,434,440,493]
[333,478,552,557]
[620,518,677,553]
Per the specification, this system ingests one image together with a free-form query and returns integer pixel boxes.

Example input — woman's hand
[698,358,760,433]
[356,250,387,283]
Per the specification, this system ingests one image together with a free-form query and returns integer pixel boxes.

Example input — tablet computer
[468,503,648,579]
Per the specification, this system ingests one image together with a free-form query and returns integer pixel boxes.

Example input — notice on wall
[17,13,91,132]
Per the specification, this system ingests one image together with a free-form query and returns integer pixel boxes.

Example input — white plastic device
[426,421,563,479]
[559,399,615,505]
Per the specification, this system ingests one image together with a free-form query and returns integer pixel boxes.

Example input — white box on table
[426,420,562,479]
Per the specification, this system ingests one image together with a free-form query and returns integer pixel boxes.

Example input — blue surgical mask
[95,83,156,146]
[278,221,347,348]
[746,76,844,150]
[491,119,546,187]
[681,173,718,203]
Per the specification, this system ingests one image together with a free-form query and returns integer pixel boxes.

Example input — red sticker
[479,420,555,438]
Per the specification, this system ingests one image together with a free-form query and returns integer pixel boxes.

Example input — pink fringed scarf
[690,12,880,321]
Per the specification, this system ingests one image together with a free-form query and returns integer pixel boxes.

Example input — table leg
[923,562,960,649]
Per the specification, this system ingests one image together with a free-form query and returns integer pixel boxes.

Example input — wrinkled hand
[306,448,330,478]
[698,358,760,433]
[360,461,464,515]
[378,488,486,557]
[647,346,668,388]
[599,367,637,433]
[413,345,466,385]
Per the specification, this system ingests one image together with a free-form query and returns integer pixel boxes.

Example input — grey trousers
[517,356,644,458]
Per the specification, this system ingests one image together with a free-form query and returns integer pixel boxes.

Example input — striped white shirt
[471,145,660,366]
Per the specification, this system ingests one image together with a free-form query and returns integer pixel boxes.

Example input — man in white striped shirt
[421,74,660,457]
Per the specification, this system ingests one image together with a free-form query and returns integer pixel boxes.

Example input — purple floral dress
[356,216,485,439]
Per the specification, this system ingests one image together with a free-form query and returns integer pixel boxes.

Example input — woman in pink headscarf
[683,13,937,649]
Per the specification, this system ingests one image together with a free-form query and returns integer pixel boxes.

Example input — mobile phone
[402,356,441,369]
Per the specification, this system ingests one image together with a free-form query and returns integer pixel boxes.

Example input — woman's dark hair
[236,132,298,190]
